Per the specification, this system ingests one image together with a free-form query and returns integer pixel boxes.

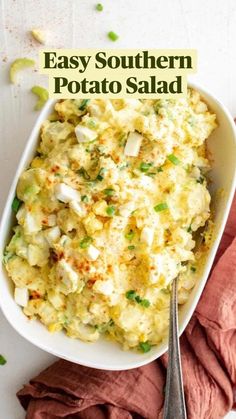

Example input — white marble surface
[0,0,235,417]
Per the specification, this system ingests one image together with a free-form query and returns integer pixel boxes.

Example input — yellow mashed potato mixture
[4,89,217,352]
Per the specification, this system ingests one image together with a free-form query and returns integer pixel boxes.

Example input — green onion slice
[139,299,151,308]
[126,290,150,307]
[12,197,21,213]
[96,3,103,11]
[197,176,204,184]
[108,31,119,41]
[2,251,14,265]
[125,230,135,240]
[167,154,180,165]
[139,162,152,172]
[0,355,7,365]
[128,245,135,250]
[81,195,89,202]
[79,236,93,249]
[146,172,156,177]
[106,205,116,216]
[154,202,168,212]
[79,99,90,111]
[77,167,91,180]
[104,188,115,197]
[126,290,137,300]
[96,168,105,181]
[139,342,151,353]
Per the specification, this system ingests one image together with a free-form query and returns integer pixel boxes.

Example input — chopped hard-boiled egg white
[55,183,81,203]
[16,205,26,223]
[24,211,42,234]
[44,226,61,246]
[149,251,179,286]
[85,245,100,261]
[124,132,143,156]
[5,90,216,351]
[75,125,97,143]
[93,279,114,296]
[14,287,29,307]
[69,200,85,217]
[140,227,154,246]
[47,214,57,227]
[57,259,79,294]
[119,202,135,217]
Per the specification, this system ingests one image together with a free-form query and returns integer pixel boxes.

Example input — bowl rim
[1,81,236,370]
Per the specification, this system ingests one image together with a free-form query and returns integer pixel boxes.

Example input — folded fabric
[17,195,236,419]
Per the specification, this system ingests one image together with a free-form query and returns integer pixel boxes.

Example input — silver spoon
[163,276,187,419]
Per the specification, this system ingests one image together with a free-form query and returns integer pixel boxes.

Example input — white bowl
[0,83,236,371]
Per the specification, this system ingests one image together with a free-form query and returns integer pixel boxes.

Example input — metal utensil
[163,276,187,419]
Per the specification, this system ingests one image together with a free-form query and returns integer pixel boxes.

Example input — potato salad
[4,89,217,352]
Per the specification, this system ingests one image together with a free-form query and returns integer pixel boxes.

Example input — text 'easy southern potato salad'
[4,89,217,352]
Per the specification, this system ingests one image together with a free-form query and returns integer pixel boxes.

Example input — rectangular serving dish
[0,83,236,370]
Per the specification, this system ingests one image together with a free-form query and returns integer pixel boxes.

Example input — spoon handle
[163,277,187,419]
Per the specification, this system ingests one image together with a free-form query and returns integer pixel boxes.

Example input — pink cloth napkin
[17,195,236,419]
